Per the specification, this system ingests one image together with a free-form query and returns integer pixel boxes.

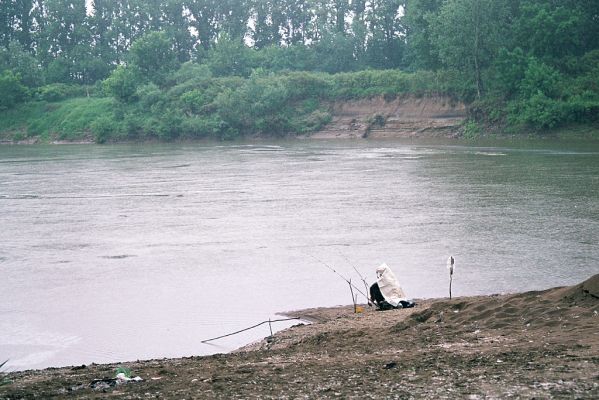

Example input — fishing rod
[306,253,370,304]
[338,252,373,307]
[201,317,301,343]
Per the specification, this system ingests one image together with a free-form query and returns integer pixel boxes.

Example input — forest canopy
[1,0,598,141]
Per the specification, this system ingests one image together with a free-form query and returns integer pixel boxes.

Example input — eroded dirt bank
[309,95,467,139]
[1,274,597,399]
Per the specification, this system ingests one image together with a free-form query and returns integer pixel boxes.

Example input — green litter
[115,367,132,378]
[1,360,11,386]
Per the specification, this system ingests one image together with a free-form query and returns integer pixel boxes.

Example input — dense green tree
[0,69,28,109]
[1,0,34,49]
[514,2,592,66]
[1,0,34,48]
[350,0,368,64]
[218,0,252,41]
[280,0,311,45]
[0,0,16,48]
[488,47,528,98]
[37,0,89,62]
[0,40,43,87]
[431,0,510,98]
[185,0,221,50]
[403,0,443,70]
[518,57,562,100]
[254,44,317,71]
[45,57,72,83]
[252,0,280,48]
[105,0,154,61]
[312,32,357,73]
[88,0,120,65]
[102,65,141,102]
[160,0,194,62]
[309,0,350,39]
[128,31,180,85]
[363,0,405,69]
[507,58,566,129]
[206,34,255,77]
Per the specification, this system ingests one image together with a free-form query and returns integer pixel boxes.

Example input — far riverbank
[2,93,598,145]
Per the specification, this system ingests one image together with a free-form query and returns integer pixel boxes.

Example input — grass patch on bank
[0,102,47,140]
[0,97,114,142]
[28,97,114,140]
[327,69,460,99]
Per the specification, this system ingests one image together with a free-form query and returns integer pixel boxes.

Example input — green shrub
[155,110,183,140]
[169,62,212,86]
[299,98,319,113]
[45,57,71,84]
[36,83,85,102]
[180,89,212,114]
[136,83,166,110]
[508,93,567,129]
[519,58,562,99]
[564,93,599,122]
[290,109,332,133]
[281,72,331,99]
[90,116,118,143]
[325,69,454,100]
[103,66,141,102]
[0,70,28,110]
[462,120,482,139]
[255,114,291,135]
[180,115,223,138]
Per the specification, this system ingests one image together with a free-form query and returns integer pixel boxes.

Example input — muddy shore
[1,274,598,399]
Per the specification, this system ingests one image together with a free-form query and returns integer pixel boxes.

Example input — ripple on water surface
[1,140,598,370]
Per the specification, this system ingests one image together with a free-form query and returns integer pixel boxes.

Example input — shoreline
[2,128,599,146]
[2,274,597,398]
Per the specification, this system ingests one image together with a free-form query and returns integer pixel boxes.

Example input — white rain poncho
[376,263,407,307]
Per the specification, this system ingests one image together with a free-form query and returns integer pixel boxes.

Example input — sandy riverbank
[1,274,597,399]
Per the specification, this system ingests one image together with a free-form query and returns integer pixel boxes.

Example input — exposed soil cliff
[309,95,467,139]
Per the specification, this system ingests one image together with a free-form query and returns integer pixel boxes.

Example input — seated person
[370,263,416,310]
[370,282,415,310]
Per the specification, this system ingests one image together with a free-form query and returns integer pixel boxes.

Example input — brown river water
[1,138,598,370]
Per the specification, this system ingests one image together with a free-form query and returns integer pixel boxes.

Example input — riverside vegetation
[1,0,598,143]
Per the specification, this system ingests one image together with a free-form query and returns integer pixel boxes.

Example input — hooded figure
[370,263,415,310]
[375,263,406,307]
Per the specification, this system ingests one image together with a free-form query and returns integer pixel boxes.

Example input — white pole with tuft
[447,256,455,299]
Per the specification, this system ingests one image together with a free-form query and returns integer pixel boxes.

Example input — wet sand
[1,274,598,399]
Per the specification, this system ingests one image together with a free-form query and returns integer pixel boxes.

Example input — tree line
[1,0,407,84]
[1,0,598,139]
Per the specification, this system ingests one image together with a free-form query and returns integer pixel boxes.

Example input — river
[1,138,598,371]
